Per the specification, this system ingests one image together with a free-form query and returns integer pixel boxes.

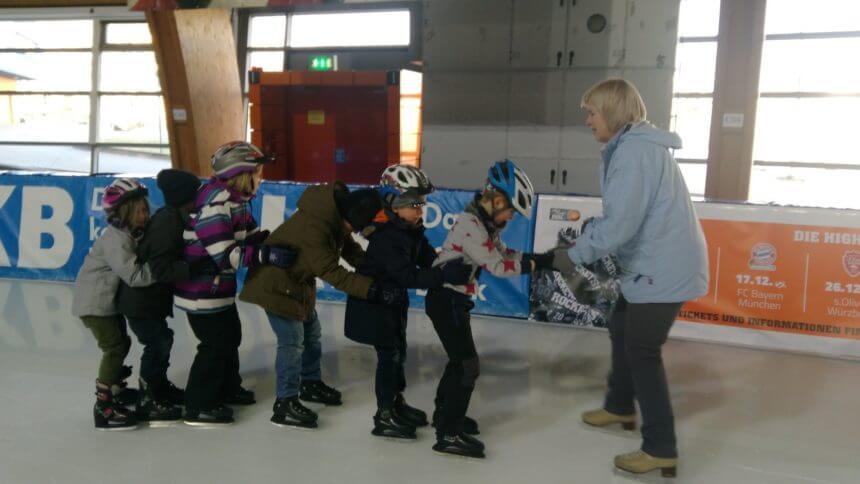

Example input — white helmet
[379,164,434,208]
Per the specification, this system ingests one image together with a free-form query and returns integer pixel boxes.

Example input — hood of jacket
[296,180,349,239]
[602,122,682,163]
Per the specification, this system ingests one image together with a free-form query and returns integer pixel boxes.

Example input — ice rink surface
[1,279,858,484]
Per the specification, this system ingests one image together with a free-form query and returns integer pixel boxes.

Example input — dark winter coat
[239,181,373,322]
[116,205,191,319]
[344,209,444,347]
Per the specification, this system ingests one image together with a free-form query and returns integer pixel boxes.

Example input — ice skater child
[344,165,472,440]
[72,178,162,430]
[115,169,204,426]
[174,141,297,426]
[425,159,554,457]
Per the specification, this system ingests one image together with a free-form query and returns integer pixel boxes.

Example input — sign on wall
[531,195,860,357]
[683,218,860,340]
[259,181,535,319]
[530,195,619,327]
[0,174,163,282]
[0,174,533,319]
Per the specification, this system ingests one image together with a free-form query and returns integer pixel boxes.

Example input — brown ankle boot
[581,408,636,430]
[614,450,678,477]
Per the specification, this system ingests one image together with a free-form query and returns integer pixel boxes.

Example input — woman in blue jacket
[553,79,708,477]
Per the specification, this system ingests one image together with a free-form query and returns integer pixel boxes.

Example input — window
[670,0,721,197]
[244,14,288,144]
[749,0,860,208]
[399,69,422,165]
[288,10,410,48]
[0,11,169,175]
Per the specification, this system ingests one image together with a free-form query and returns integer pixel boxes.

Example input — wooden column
[704,0,767,201]
[148,8,244,176]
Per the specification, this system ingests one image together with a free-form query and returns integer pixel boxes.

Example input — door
[292,112,336,183]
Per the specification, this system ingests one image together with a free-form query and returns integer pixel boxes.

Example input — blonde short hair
[581,78,647,134]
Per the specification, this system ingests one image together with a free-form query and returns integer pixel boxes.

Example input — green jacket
[239,181,372,321]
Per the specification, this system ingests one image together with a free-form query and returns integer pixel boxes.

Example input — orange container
[248,68,400,185]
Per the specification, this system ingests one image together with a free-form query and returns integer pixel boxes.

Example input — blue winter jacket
[567,122,709,304]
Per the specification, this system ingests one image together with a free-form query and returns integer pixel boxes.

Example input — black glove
[245,229,270,246]
[522,252,555,272]
[438,259,473,285]
[367,280,407,306]
[256,244,298,269]
[188,257,218,276]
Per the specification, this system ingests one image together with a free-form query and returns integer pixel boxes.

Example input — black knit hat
[157,169,201,207]
[336,188,382,231]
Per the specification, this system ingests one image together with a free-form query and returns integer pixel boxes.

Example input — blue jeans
[266,310,322,399]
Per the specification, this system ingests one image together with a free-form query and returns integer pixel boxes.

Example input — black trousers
[126,316,174,390]
[604,297,682,458]
[425,288,479,436]
[184,304,243,412]
[373,322,407,410]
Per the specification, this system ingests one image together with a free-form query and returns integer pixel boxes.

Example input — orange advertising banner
[681,219,860,340]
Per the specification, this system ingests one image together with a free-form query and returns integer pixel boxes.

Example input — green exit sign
[309,55,336,71]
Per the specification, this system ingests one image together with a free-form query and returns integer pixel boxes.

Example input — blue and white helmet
[486,159,534,218]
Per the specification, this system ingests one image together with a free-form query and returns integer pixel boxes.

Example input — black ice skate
[136,378,181,426]
[223,386,256,406]
[160,380,185,406]
[458,431,485,451]
[184,405,234,427]
[271,396,318,429]
[299,380,342,406]
[112,365,140,407]
[432,410,480,435]
[432,433,485,459]
[393,393,428,427]
[94,380,138,431]
[372,408,417,440]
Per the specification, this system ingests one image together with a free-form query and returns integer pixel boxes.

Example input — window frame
[671,31,718,197]
[752,29,860,171]
[0,7,169,174]
[239,2,419,90]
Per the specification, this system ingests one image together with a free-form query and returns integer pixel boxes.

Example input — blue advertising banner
[0,173,162,282]
[0,173,534,319]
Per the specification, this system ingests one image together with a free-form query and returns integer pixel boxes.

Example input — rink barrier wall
[4,173,860,358]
